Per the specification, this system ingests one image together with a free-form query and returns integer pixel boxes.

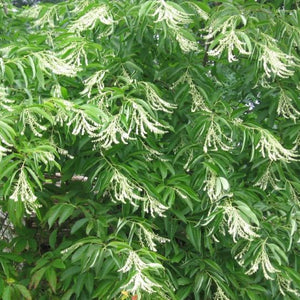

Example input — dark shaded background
[13,0,64,6]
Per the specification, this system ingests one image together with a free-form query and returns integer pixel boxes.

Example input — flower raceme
[119,250,163,294]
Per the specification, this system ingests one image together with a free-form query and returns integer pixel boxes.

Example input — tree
[0,0,300,299]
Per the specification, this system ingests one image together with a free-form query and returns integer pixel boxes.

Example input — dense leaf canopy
[0,0,300,299]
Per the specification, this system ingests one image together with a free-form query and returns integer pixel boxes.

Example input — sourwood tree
[0,0,300,299]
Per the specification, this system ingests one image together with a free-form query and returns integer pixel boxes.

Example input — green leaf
[2,286,11,300]
[30,267,47,289]
[58,205,75,225]
[14,284,32,300]
[45,268,57,293]
[71,218,89,234]
[49,229,57,250]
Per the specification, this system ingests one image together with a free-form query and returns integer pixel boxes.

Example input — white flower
[152,0,192,30]
[121,271,161,294]
[0,134,13,157]
[258,35,295,78]
[67,109,102,137]
[286,181,300,206]
[119,250,163,294]
[70,0,92,14]
[205,16,251,62]
[110,170,144,206]
[58,41,89,66]
[94,114,133,149]
[125,99,168,138]
[0,85,14,111]
[172,72,211,112]
[18,5,42,19]
[207,30,251,62]
[138,225,169,252]
[143,194,168,217]
[139,140,167,162]
[277,89,300,121]
[255,128,298,162]
[118,251,148,273]
[187,2,208,20]
[10,168,41,214]
[20,109,47,137]
[214,284,230,300]
[80,70,107,98]
[69,5,114,33]
[254,163,281,191]
[50,84,63,98]
[141,82,177,113]
[0,58,5,76]
[260,48,295,78]
[175,33,198,53]
[33,51,80,77]
[109,169,168,217]
[203,170,218,201]
[203,118,232,153]
[222,201,259,243]
[32,5,59,28]
[245,240,280,280]
[277,274,300,297]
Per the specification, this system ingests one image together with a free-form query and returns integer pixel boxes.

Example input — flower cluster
[0,58,4,76]
[125,100,168,138]
[221,201,259,243]
[139,140,167,162]
[20,109,47,137]
[9,168,41,214]
[141,82,177,113]
[203,118,233,153]
[94,114,132,149]
[0,85,14,111]
[175,33,198,53]
[119,250,163,294]
[33,51,80,77]
[31,149,55,166]
[187,2,208,21]
[32,5,59,28]
[59,41,89,66]
[152,0,192,30]
[143,194,168,217]
[277,274,300,297]
[18,5,42,19]
[0,134,12,158]
[110,169,168,217]
[254,163,281,191]
[172,72,211,112]
[235,240,279,280]
[208,30,251,62]
[255,128,298,162]
[205,16,251,62]
[50,84,63,98]
[286,181,300,206]
[277,89,300,121]
[213,284,230,300]
[203,170,218,201]
[53,99,73,126]
[110,170,144,206]
[245,241,279,280]
[258,35,295,78]
[70,0,93,14]
[67,109,102,137]
[150,0,199,52]
[137,224,169,252]
[80,70,107,98]
[69,5,114,33]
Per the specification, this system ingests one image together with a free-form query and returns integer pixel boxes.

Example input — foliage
[0,0,300,299]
